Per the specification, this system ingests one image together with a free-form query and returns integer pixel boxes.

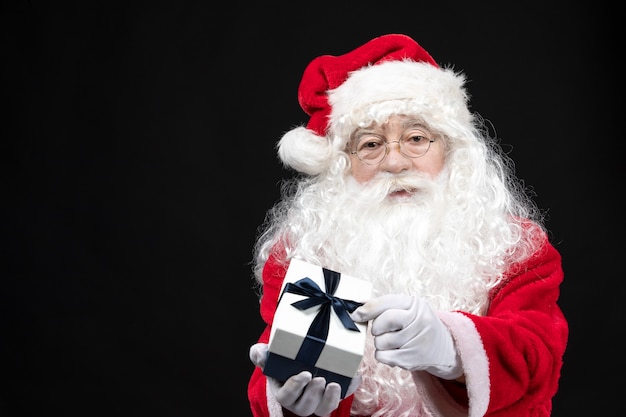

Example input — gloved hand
[350,294,463,380]
[249,343,361,417]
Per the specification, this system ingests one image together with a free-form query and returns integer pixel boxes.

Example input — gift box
[263,258,372,398]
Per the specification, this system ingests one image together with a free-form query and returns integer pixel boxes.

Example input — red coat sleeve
[466,233,568,415]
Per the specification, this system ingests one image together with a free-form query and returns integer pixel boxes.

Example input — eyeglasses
[350,135,435,165]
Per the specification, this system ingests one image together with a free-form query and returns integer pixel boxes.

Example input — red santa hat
[278,33,473,175]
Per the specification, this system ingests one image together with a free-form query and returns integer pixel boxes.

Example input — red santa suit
[248,229,567,417]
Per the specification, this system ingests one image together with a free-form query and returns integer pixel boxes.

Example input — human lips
[388,188,416,198]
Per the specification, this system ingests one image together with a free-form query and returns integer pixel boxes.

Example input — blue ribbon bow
[283,267,364,366]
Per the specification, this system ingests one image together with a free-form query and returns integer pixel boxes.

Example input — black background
[2,2,619,416]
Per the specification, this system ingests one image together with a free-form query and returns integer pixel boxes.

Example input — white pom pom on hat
[278,34,471,175]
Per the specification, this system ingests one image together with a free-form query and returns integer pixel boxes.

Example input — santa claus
[247,34,568,417]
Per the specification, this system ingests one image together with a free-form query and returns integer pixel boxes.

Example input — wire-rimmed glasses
[350,135,435,165]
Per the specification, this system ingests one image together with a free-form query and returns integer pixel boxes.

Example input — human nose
[381,141,411,172]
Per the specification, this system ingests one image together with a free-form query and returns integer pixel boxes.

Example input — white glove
[350,294,463,380]
[249,343,361,417]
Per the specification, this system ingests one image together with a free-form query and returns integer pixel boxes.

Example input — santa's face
[348,115,446,186]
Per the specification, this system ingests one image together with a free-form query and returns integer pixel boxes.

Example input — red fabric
[248,230,568,417]
[298,33,437,136]
[462,235,568,416]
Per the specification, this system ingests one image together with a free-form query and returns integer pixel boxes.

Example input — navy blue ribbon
[282,267,364,366]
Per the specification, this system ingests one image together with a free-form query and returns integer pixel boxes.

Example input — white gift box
[263,258,372,398]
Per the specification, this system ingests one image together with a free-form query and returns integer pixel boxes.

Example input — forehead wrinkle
[352,115,431,140]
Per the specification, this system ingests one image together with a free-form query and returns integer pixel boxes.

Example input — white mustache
[343,172,441,207]
[369,173,437,195]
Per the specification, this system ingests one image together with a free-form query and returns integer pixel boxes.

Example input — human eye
[357,136,384,152]
[405,134,429,145]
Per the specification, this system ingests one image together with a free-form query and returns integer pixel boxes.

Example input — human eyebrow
[401,119,429,130]
[350,127,379,141]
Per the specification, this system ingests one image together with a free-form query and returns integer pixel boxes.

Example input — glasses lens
[402,137,432,158]
[354,137,433,165]
[356,138,386,164]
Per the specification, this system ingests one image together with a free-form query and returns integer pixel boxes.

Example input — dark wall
[2,3,617,416]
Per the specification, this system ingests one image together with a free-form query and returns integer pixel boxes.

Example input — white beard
[303,170,491,312]
[288,170,499,416]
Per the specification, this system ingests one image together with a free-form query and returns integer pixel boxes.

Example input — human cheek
[411,152,445,176]
[351,164,378,183]
[411,161,442,177]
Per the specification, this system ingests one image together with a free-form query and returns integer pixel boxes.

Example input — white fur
[329,61,470,132]
[277,126,331,175]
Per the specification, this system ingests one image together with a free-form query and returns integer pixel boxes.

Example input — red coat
[248,232,568,417]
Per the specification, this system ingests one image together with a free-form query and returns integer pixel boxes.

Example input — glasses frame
[350,138,435,165]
